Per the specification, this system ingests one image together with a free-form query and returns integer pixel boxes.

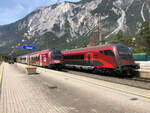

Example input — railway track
[131,77,150,83]
[62,68,150,90]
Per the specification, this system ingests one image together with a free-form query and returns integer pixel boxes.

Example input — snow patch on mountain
[105,8,126,38]
[111,7,120,15]
[125,0,134,11]
[141,2,145,22]
[0,42,6,47]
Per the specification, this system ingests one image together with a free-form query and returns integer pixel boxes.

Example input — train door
[40,55,42,66]
[43,55,47,66]
[87,53,93,66]
[45,53,48,66]
[42,53,48,66]
[103,50,116,68]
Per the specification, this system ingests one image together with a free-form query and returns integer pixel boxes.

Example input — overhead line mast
[98,13,103,45]
[57,0,60,4]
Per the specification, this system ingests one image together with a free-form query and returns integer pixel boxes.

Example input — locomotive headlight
[54,60,60,63]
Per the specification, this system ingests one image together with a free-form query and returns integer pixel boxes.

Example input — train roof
[20,48,60,56]
[62,43,125,53]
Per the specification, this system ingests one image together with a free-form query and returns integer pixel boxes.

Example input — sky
[0,0,80,25]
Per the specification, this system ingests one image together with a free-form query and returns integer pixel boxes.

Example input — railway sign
[128,47,133,51]
[22,45,36,50]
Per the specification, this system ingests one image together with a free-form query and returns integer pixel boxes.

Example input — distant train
[18,48,63,69]
[3,55,16,63]
[62,44,139,75]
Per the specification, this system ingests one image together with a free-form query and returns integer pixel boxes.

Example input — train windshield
[117,48,131,55]
[116,45,132,56]
[51,50,62,59]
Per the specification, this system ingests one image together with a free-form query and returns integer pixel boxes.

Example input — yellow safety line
[71,76,150,99]
[41,68,150,100]
[33,65,150,100]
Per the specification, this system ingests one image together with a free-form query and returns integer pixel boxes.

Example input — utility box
[26,66,37,75]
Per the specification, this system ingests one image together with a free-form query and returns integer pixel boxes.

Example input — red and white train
[18,48,63,69]
[62,44,139,75]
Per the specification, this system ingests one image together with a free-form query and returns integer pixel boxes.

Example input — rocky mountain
[0,0,150,54]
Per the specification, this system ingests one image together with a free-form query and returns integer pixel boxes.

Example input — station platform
[136,61,150,78]
[0,63,70,113]
[0,63,150,113]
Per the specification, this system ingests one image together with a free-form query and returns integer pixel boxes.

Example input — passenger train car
[62,44,139,75]
[18,48,63,69]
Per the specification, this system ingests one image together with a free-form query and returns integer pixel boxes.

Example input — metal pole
[28,55,30,66]
[57,0,59,4]
[98,14,102,45]
[47,37,48,49]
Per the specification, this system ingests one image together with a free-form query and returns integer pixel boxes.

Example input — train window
[104,50,114,56]
[64,54,84,60]
[94,55,98,58]
[45,53,48,57]
[99,51,103,54]
[80,55,84,59]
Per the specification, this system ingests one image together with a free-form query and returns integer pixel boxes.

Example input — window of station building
[64,54,84,60]
[104,50,114,56]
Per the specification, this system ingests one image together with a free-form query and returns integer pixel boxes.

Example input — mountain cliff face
[0,0,150,53]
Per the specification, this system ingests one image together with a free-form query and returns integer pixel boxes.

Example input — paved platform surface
[138,65,150,78]
[0,63,150,113]
[0,63,70,113]
[134,61,150,78]
[136,61,150,67]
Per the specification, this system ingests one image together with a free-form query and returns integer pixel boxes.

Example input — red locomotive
[18,48,63,69]
[62,44,139,75]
